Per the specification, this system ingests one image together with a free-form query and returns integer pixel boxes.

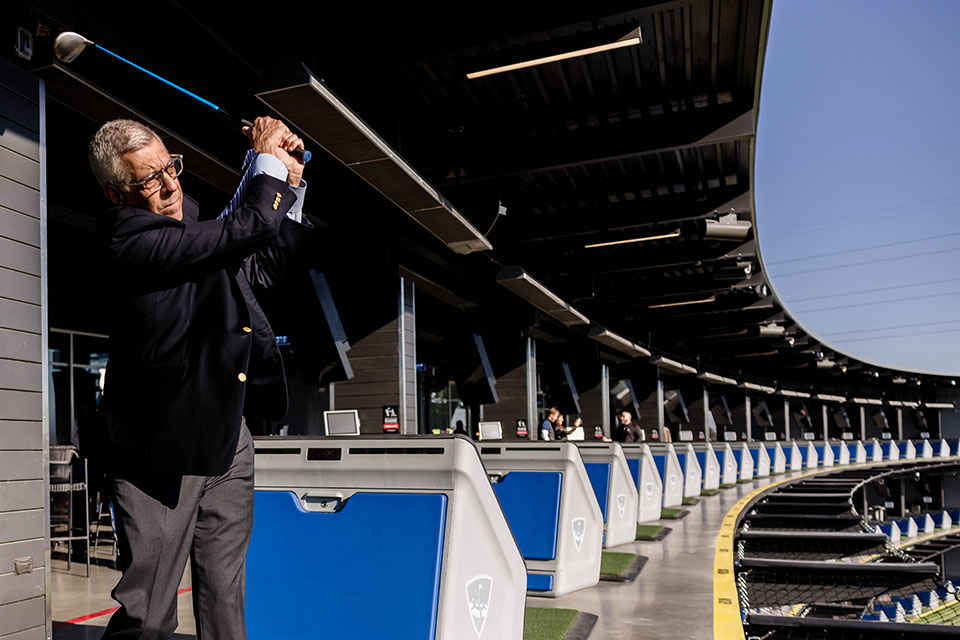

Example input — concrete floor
[50,475,784,639]
[51,558,195,638]
[526,475,783,639]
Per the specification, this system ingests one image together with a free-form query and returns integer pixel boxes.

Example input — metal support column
[656,378,665,441]
[601,364,610,438]
[526,337,537,440]
[784,399,791,441]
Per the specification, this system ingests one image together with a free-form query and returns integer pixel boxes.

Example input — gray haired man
[89,117,311,638]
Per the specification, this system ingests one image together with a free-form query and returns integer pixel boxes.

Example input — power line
[765,231,960,266]
[822,319,960,337]
[832,327,960,344]
[789,276,960,302]
[791,290,960,314]
[760,194,960,238]
[768,246,960,278]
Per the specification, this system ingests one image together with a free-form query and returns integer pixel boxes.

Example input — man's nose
[159,170,178,192]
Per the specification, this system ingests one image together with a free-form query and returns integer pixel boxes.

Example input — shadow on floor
[53,623,195,639]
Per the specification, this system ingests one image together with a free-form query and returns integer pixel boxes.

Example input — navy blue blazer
[97,174,311,476]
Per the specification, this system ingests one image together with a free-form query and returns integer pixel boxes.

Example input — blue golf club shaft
[94,44,311,163]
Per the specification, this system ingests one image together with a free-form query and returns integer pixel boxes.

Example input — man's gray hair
[88,119,162,188]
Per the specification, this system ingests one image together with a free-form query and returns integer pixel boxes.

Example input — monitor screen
[752,401,773,428]
[764,432,777,441]
[664,389,690,425]
[324,410,360,436]
[872,410,889,431]
[881,431,892,440]
[841,432,853,441]
[678,430,693,442]
[920,431,930,439]
[803,432,816,441]
[478,421,502,441]
[723,431,738,442]
[832,407,850,430]
[711,396,733,427]
[792,404,813,431]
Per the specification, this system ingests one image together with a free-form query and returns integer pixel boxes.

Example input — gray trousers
[102,425,254,640]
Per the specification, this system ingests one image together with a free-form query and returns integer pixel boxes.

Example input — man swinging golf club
[89,115,311,639]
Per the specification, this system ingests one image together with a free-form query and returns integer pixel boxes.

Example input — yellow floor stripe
[712,455,960,639]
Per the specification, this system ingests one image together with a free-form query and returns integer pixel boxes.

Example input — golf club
[54,31,311,163]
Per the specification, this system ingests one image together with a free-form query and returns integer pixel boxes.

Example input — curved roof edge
[749,0,959,380]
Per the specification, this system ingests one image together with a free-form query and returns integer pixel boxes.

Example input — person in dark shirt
[540,407,559,440]
[613,409,644,443]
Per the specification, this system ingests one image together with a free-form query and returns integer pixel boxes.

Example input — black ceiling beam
[434,103,754,185]
[516,186,751,243]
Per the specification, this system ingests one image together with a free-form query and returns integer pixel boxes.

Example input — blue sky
[755,0,960,375]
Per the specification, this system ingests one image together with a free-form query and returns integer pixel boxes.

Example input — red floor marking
[53,587,193,628]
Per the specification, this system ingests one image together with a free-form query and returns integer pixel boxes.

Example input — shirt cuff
[286,179,307,223]
[251,154,307,223]
[250,153,288,183]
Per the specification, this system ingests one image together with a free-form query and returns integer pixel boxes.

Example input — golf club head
[54,31,94,63]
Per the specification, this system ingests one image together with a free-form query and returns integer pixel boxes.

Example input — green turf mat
[636,524,662,538]
[700,488,718,496]
[660,507,685,518]
[682,496,697,505]
[524,607,580,640]
[636,524,672,541]
[719,483,736,488]
[600,551,636,576]
[737,478,752,483]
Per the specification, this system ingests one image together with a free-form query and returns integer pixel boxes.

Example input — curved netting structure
[735,461,960,639]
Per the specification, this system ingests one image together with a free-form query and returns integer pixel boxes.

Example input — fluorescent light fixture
[924,402,955,409]
[780,389,811,398]
[902,401,920,409]
[496,266,590,326]
[851,397,881,405]
[584,230,680,249]
[703,218,752,240]
[866,398,883,405]
[255,64,491,254]
[649,356,697,375]
[697,371,737,386]
[892,377,907,384]
[816,359,836,369]
[648,296,716,309]
[467,27,642,79]
[815,394,846,403]
[588,327,651,358]
[758,324,785,337]
[887,400,904,407]
[741,381,775,394]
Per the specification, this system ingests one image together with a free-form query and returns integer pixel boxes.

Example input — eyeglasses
[122,154,183,195]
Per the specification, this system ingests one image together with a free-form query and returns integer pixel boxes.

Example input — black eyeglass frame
[120,154,184,195]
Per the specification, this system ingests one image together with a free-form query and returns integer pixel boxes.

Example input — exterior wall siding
[0,56,48,639]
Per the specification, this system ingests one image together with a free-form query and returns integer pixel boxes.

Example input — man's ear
[104,184,124,205]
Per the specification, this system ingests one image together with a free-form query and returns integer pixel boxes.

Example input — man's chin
[159,198,182,219]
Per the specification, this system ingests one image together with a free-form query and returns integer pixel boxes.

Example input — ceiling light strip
[584,230,680,249]
[648,296,716,309]
[466,34,641,79]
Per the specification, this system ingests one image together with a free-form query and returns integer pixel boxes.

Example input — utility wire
[792,290,960,314]
[760,194,960,238]
[822,319,960,337]
[768,246,960,278]
[789,276,960,302]
[832,328,960,344]
[765,231,960,266]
